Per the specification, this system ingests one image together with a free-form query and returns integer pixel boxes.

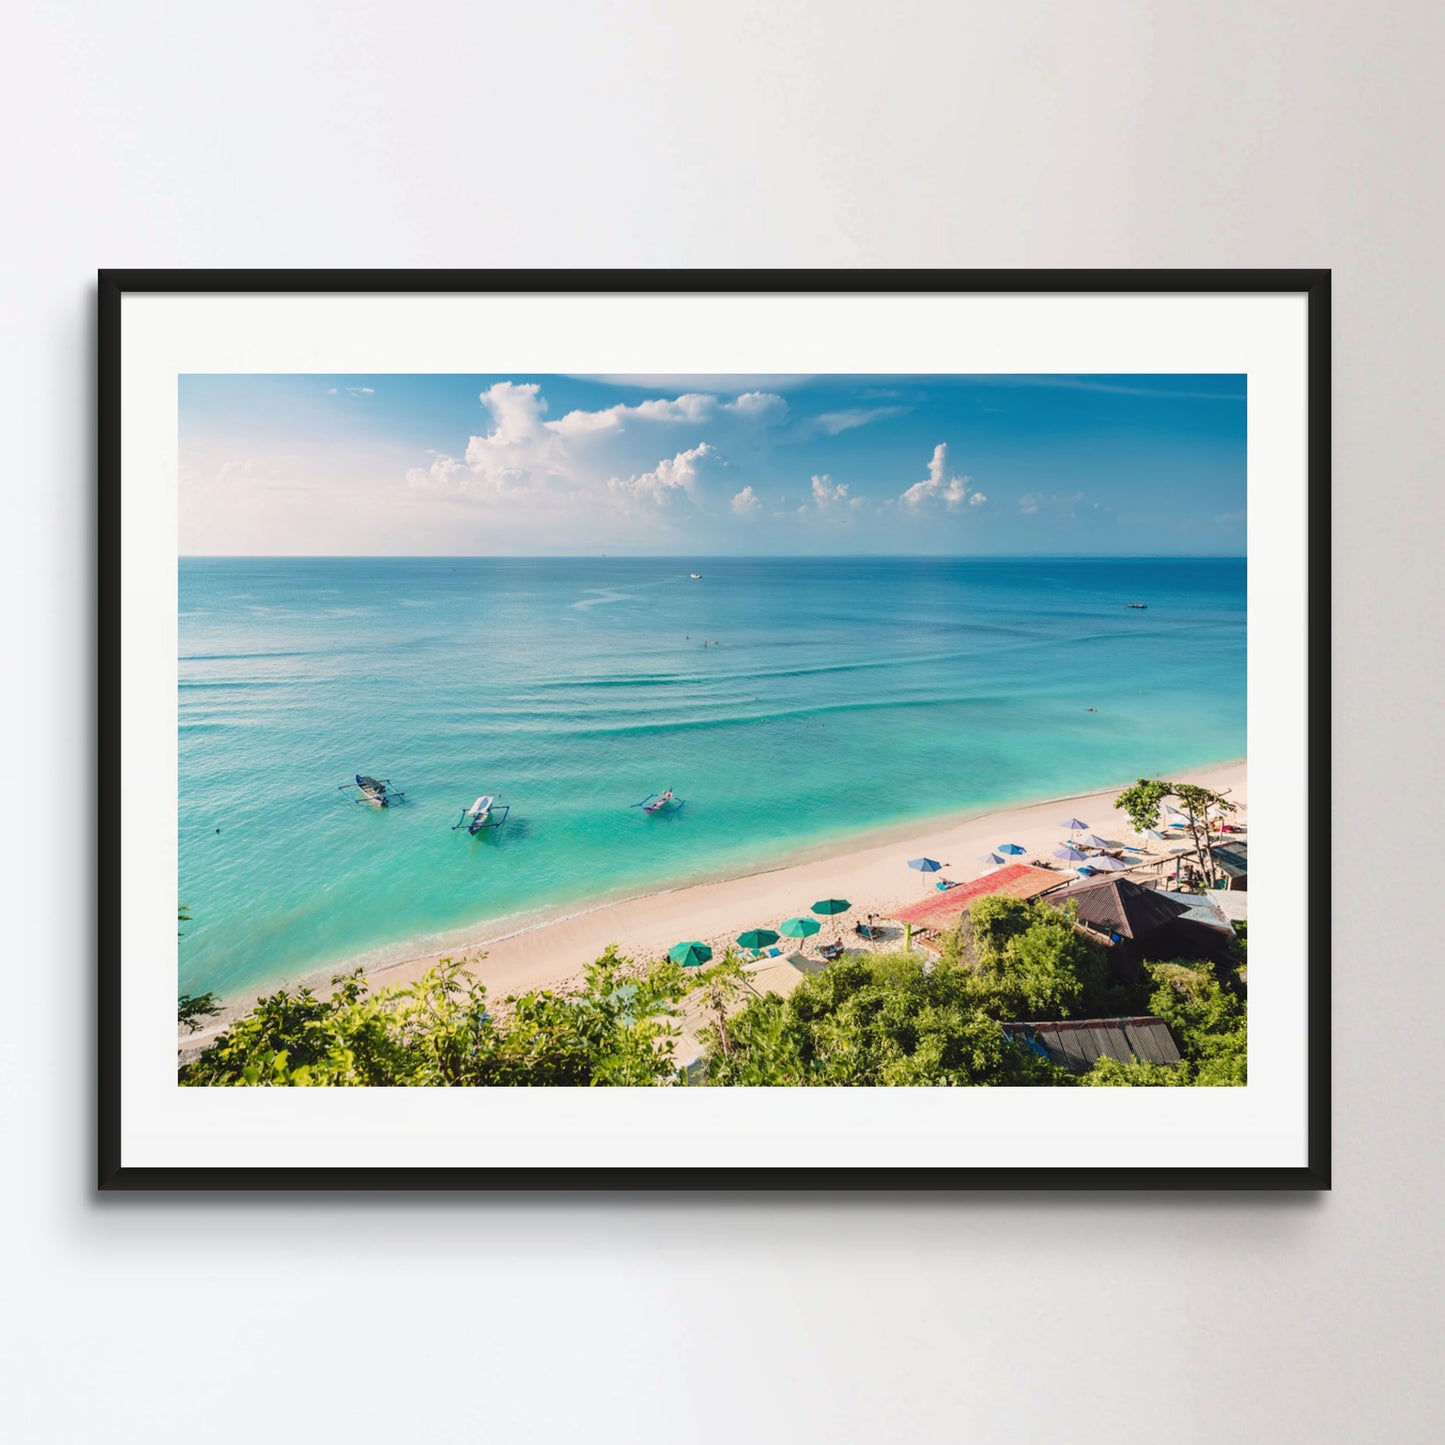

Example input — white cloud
[811,405,909,435]
[406,382,786,516]
[802,473,863,517]
[549,390,785,437]
[1019,491,1085,517]
[609,443,715,507]
[969,492,987,506]
[407,382,568,501]
[899,443,977,510]
[327,385,374,396]
[731,485,762,516]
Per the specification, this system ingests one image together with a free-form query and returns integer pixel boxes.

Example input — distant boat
[690,573,702,580]
[632,789,685,816]
[338,774,406,807]
[1127,602,1148,609]
[452,793,510,834]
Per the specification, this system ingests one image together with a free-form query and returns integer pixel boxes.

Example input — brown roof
[1002,1016,1182,1071]
[892,863,1062,926]
[1046,875,1190,940]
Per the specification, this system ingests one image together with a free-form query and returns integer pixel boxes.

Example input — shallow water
[178,555,1245,998]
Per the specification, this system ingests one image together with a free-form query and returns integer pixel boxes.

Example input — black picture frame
[99,268,1330,1192]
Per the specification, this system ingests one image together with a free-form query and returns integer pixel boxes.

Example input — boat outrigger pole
[452,794,510,834]
[338,774,407,807]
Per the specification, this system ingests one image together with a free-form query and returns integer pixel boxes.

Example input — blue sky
[179,373,1246,555]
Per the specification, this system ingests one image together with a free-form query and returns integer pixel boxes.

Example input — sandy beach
[182,760,1245,1049]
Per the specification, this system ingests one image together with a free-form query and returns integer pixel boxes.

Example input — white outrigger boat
[338,774,406,807]
[452,794,510,834]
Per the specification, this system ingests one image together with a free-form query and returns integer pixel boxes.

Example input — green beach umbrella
[668,940,713,968]
[811,898,851,939]
[779,916,822,943]
[736,928,780,952]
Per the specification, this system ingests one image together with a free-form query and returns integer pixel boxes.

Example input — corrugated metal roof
[892,863,1063,926]
[1205,888,1248,923]
[1155,890,1235,934]
[1047,875,1189,939]
[1212,841,1249,877]
[1002,1016,1182,1071]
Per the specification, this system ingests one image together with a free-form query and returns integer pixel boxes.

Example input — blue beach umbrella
[978,852,1006,867]
[1053,845,1087,862]
[996,843,1026,856]
[1059,818,1089,832]
[908,857,943,875]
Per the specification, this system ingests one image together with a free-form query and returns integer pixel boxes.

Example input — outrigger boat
[338,774,406,807]
[452,794,510,834]
[632,789,684,816]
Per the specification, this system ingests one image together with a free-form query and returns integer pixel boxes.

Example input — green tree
[700,949,1068,1087]
[180,949,696,1087]
[967,895,1109,1019]
[1114,778,1237,887]
[1144,958,1247,1086]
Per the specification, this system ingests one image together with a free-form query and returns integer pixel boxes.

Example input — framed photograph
[99,269,1329,1190]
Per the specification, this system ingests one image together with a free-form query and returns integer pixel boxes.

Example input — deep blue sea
[178,556,1245,999]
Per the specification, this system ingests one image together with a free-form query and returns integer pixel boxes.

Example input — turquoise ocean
[178,556,1245,1000]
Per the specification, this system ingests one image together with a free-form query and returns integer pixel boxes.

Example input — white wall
[3,2,1440,1438]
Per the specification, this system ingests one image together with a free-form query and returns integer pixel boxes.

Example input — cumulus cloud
[609,443,716,507]
[899,443,978,510]
[802,473,863,517]
[731,485,762,516]
[405,380,791,517]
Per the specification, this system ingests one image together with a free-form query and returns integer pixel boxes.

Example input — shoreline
[181,758,1246,1048]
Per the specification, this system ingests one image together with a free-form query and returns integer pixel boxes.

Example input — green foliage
[700,948,1068,1087]
[1114,779,1175,835]
[1080,1056,1185,1087]
[177,991,221,1033]
[1113,778,1237,887]
[1142,958,1247,1086]
[181,948,696,1087]
[968,895,1109,1019]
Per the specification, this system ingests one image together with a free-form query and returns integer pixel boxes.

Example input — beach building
[1045,875,1237,977]
[1002,1016,1182,1073]
[891,863,1063,932]
[1211,840,1249,890]
[1205,888,1248,924]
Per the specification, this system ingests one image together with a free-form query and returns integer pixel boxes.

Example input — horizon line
[178,551,1247,561]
